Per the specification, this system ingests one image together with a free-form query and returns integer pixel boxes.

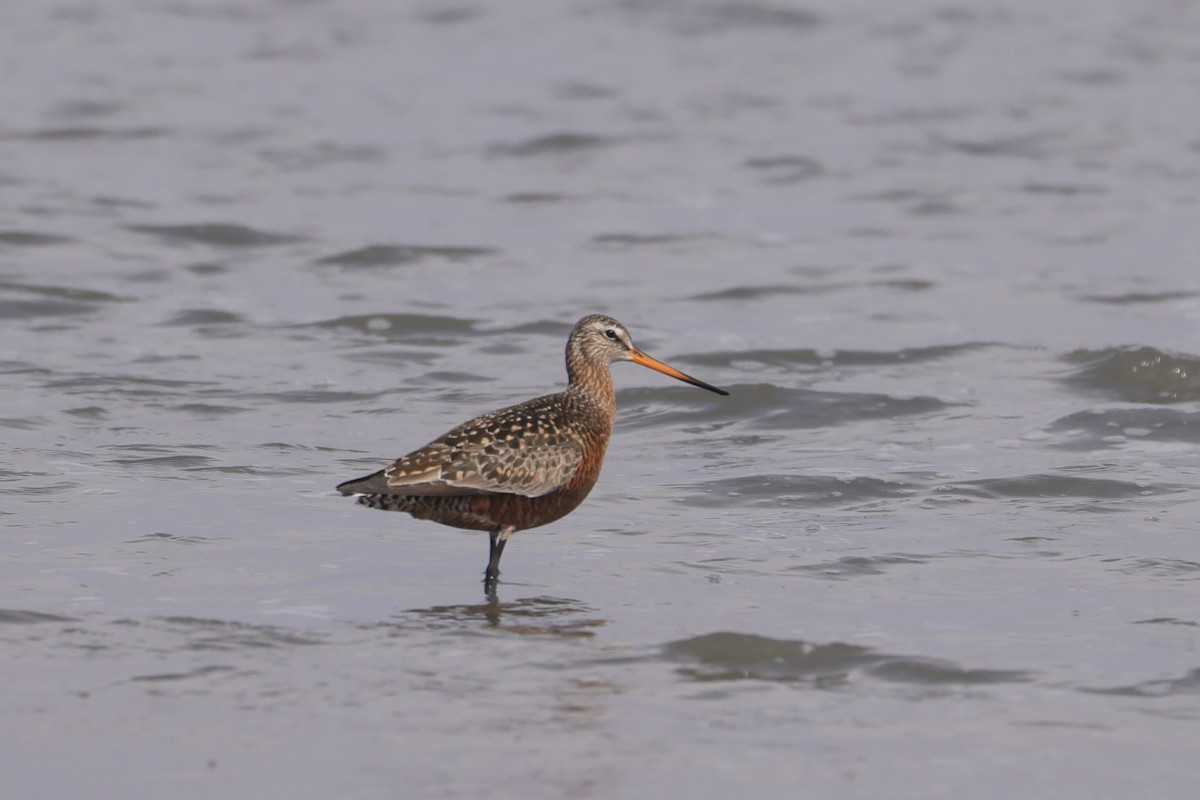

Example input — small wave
[1079,290,1199,305]
[688,283,844,301]
[161,309,246,326]
[929,131,1055,159]
[1063,346,1200,403]
[167,403,250,416]
[487,132,622,158]
[1106,557,1200,580]
[789,553,930,578]
[124,532,215,546]
[664,631,1030,686]
[7,126,168,141]
[0,609,77,625]
[620,383,951,431]
[742,155,824,184]
[0,231,75,246]
[680,473,917,508]
[313,244,498,267]
[108,454,218,469]
[243,388,395,405]
[403,595,605,637]
[0,299,98,320]
[125,223,306,248]
[1047,407,1200,450]
[160,616,325,650]
[590,232,714,251]
[502,192,571,204]
[943,472,1185,505]
[1082,668,1200,699]
[130,665,237,683]
[0,280,125,303]
[45,374,217,397]
[613,3,821,36]
[683,342,996,371]
[304,313,477,341]
[258,143,387,170]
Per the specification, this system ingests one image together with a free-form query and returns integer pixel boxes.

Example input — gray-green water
[3,1,1199,797]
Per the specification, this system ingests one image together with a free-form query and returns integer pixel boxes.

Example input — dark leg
[484,526,514,587]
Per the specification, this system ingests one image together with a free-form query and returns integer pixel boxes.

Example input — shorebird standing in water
[337,314,729,588]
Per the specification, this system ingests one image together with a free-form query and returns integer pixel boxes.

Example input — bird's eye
[603,329,619,341]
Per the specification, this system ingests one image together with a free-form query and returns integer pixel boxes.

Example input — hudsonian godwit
[337,314,729,586]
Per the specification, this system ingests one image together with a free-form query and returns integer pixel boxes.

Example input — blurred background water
[2,0,1199,797]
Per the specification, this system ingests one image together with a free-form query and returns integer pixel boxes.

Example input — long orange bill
[629,349,729,396]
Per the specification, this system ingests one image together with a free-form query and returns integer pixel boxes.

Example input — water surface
[3,1,1199,797]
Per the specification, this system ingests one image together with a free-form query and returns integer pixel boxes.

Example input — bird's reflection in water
[406,591,606,637]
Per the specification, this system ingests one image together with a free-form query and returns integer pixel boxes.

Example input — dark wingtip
[336,469,388,495]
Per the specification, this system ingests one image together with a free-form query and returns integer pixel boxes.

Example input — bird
[336,314,729,587]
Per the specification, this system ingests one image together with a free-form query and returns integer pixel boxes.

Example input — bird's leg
[484,526,515,587]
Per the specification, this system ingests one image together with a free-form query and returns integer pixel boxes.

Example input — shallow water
[3,0,1199,797]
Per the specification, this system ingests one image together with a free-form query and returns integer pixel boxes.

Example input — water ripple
[664,632,1031,687]
[0,231,76,246]
[403,595,605,637]
[1082,668,1200,699]
[944,473,1184,504]
[1047,407,1200,450]
[45,374,218,397]
[615,2,822,36]
[1106,557,1200,581]
[680,473,918,508]
[684,343,996,372]
[487,132,623,158]
[303,313,477,342]
[5,126,169,141]
[620,383,951,430]
[590,233,714,251]
[313,244,498,267]
[159,616,326,650]
[0,609,77,625]
[124,223,306,248]
[108,454,217,469]
[688,283,845,301]
[0,299,99,319]
[161,309,246,326]
[742,155,823,184]
[789,553,930,579]
[1063,346,1200,403]
[0,280,126,303]
[130,664,238,683]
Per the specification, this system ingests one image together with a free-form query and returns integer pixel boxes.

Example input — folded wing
[337,397,585,499]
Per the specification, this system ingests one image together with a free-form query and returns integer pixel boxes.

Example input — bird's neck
[565,355,616,418]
